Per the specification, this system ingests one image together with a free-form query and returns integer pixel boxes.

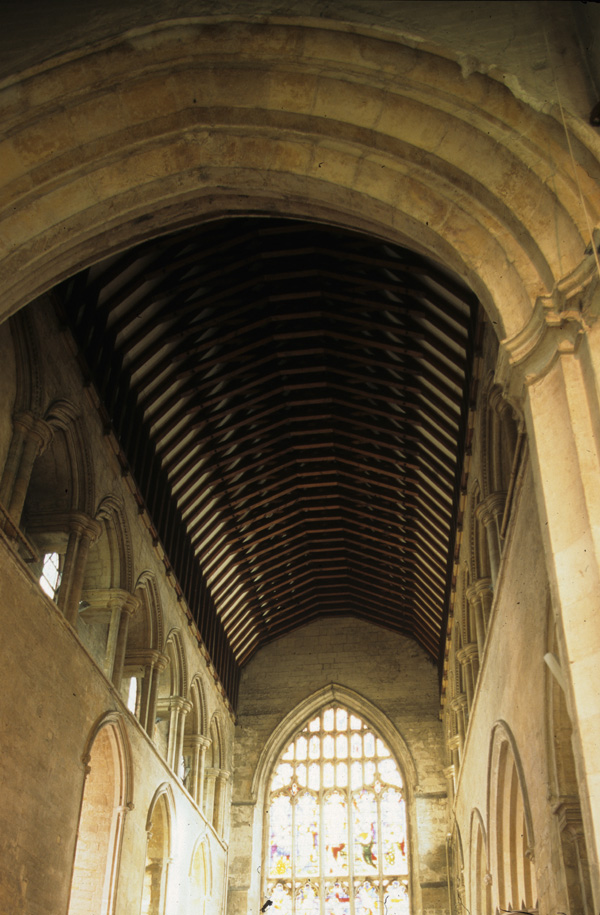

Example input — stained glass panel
[336,735,348,758]
[297,793,319,876]
[271,882,292,915]
[355,881,380,915]
[353,790,378,875]
[296,883,320,915]
[383,881,410,915]
[297,764,307,787]
[270,795,292,877]
[336,709,348,730]
[325,882,350,915]
[309,763,320,790]
[381,790,407,871]
[323,709,335,730]
[297,737,308,760]
[265,708,410,915]
[324,792,348,875]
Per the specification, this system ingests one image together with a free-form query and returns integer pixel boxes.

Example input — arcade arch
[0,12,600,903]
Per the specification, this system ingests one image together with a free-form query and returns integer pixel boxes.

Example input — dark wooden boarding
[58,218,479,709]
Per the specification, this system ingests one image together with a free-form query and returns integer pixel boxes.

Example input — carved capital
[123,648,168,672]
[13,411,54,452]
[80,587,139,620]
[497,256,600,409]
[443,764,455,781]
[27,510,102,543]
[466,578,492,603]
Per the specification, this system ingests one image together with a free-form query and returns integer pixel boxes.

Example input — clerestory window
[265,706,410,915]
[39,550,62,599]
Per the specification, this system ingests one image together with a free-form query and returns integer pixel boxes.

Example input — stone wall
[0,299,234,915]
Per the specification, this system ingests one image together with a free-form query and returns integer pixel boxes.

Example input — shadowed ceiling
[59,217,478,706]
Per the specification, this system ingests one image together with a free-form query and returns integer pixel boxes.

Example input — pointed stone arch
[487,720,537,913]
[143,783,175,915]
[90,495,134,593]
[188,832,213,915]
[469,808,492,915]
[252,683,418,807]
[68,711,133,915]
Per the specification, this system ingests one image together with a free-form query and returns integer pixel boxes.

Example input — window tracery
[266,707,409,915]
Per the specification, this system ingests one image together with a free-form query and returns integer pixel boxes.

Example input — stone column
[126,650,168,732]
[166,696,191,771]
[53,513,101,625]
[464,642,480,689]
[147,655,168,739]
[475,492,506,587]
[499,272,600,903]
[447,734,461,775]
[204,768,218,826]
[1,412,52,527]
[467,578,493,655]
[456,647,474,711]
[174,698,192,778]
[451,694,467,750]
[194,735,211,808]
[444,764,456,807]
[110,592,140,689]
[213,769,230,835]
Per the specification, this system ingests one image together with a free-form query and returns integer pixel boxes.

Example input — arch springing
[265,705,409,915]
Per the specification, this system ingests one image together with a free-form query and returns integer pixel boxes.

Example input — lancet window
[265,706,410,915]
[39,550,62,599]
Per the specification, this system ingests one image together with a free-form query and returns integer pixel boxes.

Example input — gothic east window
[265,706,410,915]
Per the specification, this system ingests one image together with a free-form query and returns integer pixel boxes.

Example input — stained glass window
[265,707,410,915]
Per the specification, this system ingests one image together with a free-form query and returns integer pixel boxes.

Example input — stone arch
[85,495,134,593]
[187,675,208,738]
[75,495,137,680]
[546,617,594,915]
[208,713,224,771]
[259,684,417,915]
[132,570,164,653]
[487,720,537,913]
[469,808,492,915]
[154,629,188,769]
[142,784,175,915]
[188,833,212,915]
[0,19,598,347]
[120,571,165,727]
[68,712,132,915]
[252,683,418,807]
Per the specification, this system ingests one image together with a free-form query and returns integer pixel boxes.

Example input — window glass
[39,551,62,599]
[266,707,409,915]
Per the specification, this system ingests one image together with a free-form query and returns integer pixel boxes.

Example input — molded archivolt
[0,19,598,341]
[69,712,133,915]
[487,721,537,913]
[469,809,491,915]
[252,683,418,806]
[133,570,164,652]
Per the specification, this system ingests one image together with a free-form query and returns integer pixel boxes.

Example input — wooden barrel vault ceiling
[58,217,479,707]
